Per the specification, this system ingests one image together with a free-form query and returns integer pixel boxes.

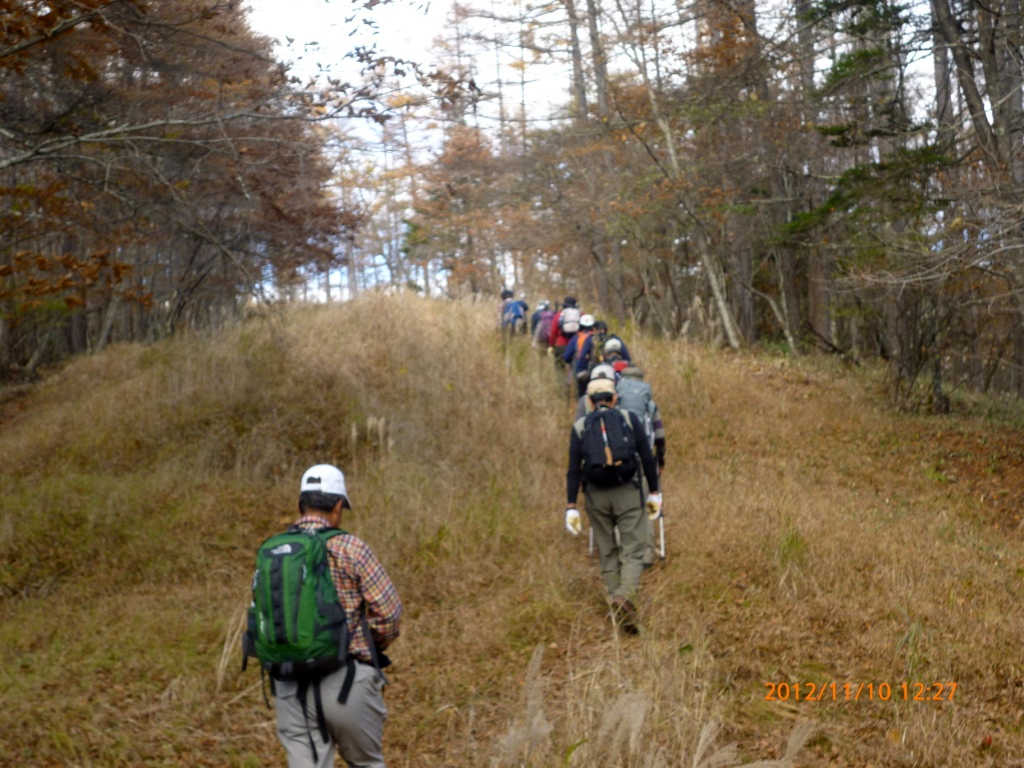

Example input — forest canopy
[5,0,1024,409]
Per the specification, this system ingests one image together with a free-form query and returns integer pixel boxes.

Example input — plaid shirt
[294,516,402,665]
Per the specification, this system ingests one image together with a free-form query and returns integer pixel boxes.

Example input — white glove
[546,346,555,357]
[565,507,582,536]
[646,493,663,521]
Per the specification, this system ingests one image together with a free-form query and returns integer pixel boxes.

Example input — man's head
[563,295,577,308]
[299,464,351,516]
[619,363,644,379]
[593,320,608,333]
[590,363,617,381]
[602,337,623,360]
[586,376,617,406]
[579,314,596,331]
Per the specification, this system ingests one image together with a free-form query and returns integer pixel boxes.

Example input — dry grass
[2,291,1024,766]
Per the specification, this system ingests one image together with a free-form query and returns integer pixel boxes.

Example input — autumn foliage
[0,0,348,375]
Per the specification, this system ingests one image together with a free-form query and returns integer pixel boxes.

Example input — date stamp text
[763,681,957,702]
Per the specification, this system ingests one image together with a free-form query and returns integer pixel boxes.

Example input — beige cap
[586,378,616,397]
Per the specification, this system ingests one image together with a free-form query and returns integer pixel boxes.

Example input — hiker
[562,313,596,398]
[497,289,514,331]
[615,363,667,567]
[250,464,403,768]
[573,320,631,386]
[501,294,529,335]
[617,363,666,470]
[530,300,554,348]
[565,378,661,633]
[574,363,619,419]
[532,301,556,352]
[547,296,581,362]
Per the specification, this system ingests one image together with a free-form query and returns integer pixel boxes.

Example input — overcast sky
[244,0,447,81]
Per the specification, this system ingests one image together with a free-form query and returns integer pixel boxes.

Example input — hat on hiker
[579,314,595,329]
[603,338,622,355]
[586,378,616,397]
[590,363,616,381]
[619,362,642,378]
[563,295,577,307]
[301,464,351,509]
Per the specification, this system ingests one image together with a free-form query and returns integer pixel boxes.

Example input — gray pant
[275,660,387,768]
[584,478,645,600]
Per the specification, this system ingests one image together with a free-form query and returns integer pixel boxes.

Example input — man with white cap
[565,379,661,633]
[272,464,402,768]
[573,362,618,420]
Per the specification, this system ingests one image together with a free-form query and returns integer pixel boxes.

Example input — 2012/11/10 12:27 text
[763,681,957,702]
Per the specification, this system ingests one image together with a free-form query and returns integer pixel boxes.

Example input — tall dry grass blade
[737,720,816,767]
[493,644,553,767]
[692,719,742,768]
[594,691,649,758]
[217,604,248,692]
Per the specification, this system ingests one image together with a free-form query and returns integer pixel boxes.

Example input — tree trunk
[930,0,1001,164]
[562,0,590,121]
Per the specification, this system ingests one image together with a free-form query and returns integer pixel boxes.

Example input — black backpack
[578,407,639,487]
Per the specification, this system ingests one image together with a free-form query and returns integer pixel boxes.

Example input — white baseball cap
[300,464,351,508]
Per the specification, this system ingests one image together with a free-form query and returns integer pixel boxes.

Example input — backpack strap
[360,609,389,684]
[336,603,389,706]
[620,408,635,433]
[338,658,358,705]
[297,678,323,764]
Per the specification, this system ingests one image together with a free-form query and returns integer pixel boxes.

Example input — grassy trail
[1,294,1022,766]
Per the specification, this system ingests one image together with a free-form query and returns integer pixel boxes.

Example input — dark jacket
[574,333,631,377]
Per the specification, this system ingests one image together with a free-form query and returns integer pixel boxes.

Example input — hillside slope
[2,292,1023,767]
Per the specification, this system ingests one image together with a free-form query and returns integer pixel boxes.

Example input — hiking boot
[610,596,640,635]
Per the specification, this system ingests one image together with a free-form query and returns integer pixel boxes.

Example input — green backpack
[242,526,350,682]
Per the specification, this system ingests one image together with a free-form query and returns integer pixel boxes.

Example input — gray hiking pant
[584,477,646,601]
[275,660,387,768]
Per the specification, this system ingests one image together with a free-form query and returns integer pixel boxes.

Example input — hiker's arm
[651,403,666,467]
[566,429,583,505]
[578,342,594,374]
[634,417,660,493]
[357,546,403,650]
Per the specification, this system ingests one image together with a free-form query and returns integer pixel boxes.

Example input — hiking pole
[657,473,666,560]
[588,525,594,556]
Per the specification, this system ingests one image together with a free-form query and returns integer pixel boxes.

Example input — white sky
[244,0,572,119]
[244,0,448,81]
